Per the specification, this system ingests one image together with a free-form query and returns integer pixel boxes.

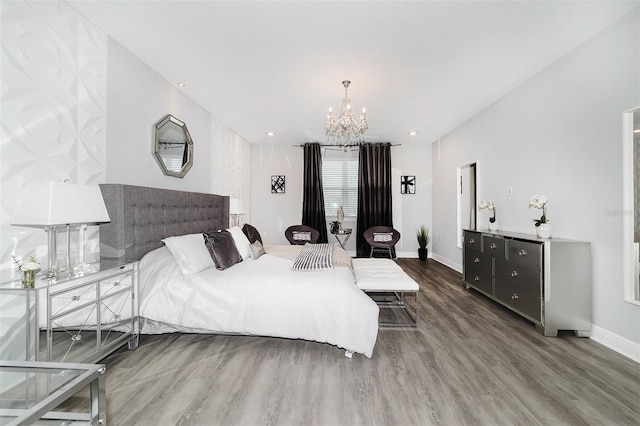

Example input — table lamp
[230,198,245,227]
[11,182,111,278]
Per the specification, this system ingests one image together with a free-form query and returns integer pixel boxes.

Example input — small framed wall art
[271,175,285,193]
[401,175,416,194]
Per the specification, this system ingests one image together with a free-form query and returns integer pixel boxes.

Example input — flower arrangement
[12,255,40,287]
[478,200,496,223]
[528,195,549,227]
[12,255,40,271]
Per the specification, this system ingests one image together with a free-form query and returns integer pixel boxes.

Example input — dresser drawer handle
[469,238,476,245]
[474,276,480,281]
[473,257,480,263]
[511,271,518,278]
[518,249,527,257]
[490,243,497,250]
[511,293,519,300]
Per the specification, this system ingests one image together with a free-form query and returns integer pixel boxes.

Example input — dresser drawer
[508,240,542,269]
[464,231,482,253]
[483,236,505,258]
[495,283,541,322]
[464,252,492,275]
[495,259,542,296]
[465,270,492,295]
[464,252,492,295]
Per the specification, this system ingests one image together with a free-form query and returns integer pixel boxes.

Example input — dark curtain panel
[302,143,328,243]
[356,143,393,257]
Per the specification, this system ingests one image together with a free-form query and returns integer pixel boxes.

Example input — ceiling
[66,0,638,146]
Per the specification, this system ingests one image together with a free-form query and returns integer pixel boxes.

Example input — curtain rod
[293,143,401,148]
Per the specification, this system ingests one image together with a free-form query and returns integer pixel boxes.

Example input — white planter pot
[488,220,499,231]
[536,223,552,238]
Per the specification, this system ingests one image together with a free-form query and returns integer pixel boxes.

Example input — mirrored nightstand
[0,262,139,363]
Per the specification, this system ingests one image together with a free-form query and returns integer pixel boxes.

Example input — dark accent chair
[363,226,401,259]
[285,225,320,245]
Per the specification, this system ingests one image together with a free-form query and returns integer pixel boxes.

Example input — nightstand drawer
[49,283,98,321]
[99,270,133,297]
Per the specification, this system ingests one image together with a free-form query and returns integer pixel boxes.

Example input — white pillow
[227,226,252,260]
[162,233,214,275]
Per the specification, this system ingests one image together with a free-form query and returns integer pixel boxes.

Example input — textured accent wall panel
[211,119,252,224]
[0,1,107,272]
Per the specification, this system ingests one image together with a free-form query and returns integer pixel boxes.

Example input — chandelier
[325,80,368,146]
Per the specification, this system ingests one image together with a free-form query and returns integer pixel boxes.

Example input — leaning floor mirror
[623,106,640,305]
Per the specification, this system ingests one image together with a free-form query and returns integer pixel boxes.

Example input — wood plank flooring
[69,259,640,425]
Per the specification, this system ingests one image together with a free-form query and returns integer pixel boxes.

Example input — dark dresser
[463,229,591,337]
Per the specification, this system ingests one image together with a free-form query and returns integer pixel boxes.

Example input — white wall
[0,0,107,275]
[251,144,303,245]
[251,142,432,256]
[107,40,252,221]
[106,39,213,193]
[431,10,640,354]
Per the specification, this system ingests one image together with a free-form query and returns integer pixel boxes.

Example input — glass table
[0,360,106,425]
[331,228,352,250]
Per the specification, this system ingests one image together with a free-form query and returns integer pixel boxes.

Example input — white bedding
[139,246,380,357]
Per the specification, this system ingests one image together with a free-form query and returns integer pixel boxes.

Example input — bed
[99,184,379,358]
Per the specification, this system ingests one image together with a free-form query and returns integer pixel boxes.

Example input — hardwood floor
[84,259,639,425]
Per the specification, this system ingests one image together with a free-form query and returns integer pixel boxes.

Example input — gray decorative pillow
[203,230,243,270]
[249,240,265,259]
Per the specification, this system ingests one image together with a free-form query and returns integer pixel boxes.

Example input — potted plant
[329,221,340,234]
[416,225,430,261]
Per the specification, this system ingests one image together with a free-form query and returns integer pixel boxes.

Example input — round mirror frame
[153,114,194,178]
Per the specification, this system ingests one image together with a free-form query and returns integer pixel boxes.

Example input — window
[322,153,358,218]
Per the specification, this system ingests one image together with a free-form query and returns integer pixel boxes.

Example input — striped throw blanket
[291,243,334,271]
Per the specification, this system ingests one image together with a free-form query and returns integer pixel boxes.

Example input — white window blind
[322,157,358,218]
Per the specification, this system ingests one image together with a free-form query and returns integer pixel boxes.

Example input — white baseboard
[590,325,640,363]
[431,253,462,273]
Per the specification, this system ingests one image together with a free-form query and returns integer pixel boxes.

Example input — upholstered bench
[352,258,419,328]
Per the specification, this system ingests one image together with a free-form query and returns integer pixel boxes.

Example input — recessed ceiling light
[266,132,275,136]
[408,131,417,136]
[177,83,186,87]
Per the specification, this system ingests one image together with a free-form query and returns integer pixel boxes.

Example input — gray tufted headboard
[99,184,229,264]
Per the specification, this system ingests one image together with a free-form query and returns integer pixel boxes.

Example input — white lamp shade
[12,182,110,227]
[229,198,245,215]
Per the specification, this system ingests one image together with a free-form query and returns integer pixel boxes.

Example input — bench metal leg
[367,291,418,329]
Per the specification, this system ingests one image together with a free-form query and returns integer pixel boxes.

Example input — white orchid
[479,200,496,223]
[528,194,549,226]
[12,255,40,271]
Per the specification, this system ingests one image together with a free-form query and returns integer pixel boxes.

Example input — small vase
[536,223,552,239]
[21,269,37,288]
[488,220,499,232]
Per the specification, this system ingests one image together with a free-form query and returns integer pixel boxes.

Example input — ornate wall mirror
[153,114,193,178]
[623,106,640,305]
[457,162,477,248]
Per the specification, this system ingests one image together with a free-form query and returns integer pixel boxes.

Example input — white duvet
[138,247,379,358]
